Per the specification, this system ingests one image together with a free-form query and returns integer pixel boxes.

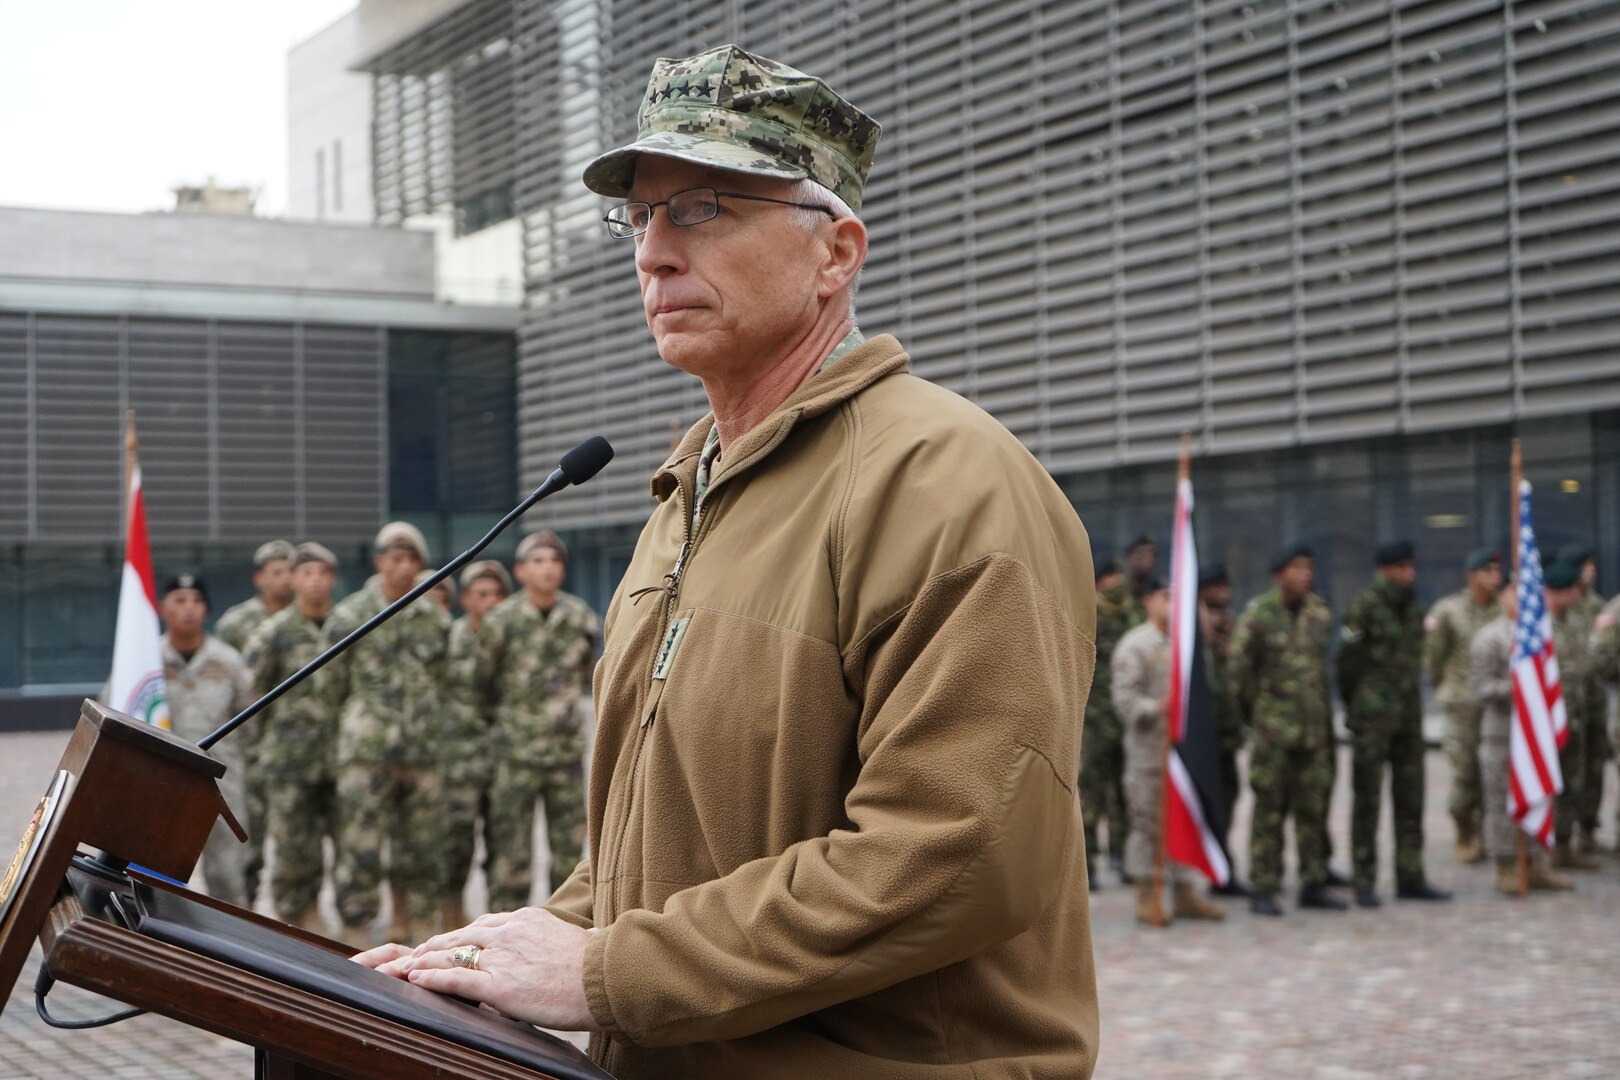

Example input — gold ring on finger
[451,944,484,971]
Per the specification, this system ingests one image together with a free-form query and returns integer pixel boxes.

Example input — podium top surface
[80,701,227,779]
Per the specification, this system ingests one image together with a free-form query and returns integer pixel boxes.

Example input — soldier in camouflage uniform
[1199,565,1249,896]
[1080,557,1141,885]
[473,530,600,909]
[1589,588,1620,851]
[161,574,256,908]
[1544,560,1599,870]
[1113,576,1225,924]
[215,538,295,907]
[316,522,451,946]
[1231,545,1345,916]
[1559,542,1610,854]
[1423,547,1502,862]
[439,559,514,927]
[1338,542,1450,906]
[242,542,341,932]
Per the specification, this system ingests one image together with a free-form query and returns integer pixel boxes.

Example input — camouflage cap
[459,559,514,594]
[516,529,568,565]
[583,45,881,212]
[373,521,429,565]
[253,539,296,567]
[291,541,339,571]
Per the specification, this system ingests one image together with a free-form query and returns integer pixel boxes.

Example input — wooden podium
[0,701,613,1080]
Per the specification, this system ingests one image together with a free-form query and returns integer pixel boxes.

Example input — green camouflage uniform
[242,606,339,922]
[1338,575,1427,891]
[315,586,451,928]
[1574,589,1610,834]
[164,635,255,908]
[441,615,492,904]
[215,595,276,902]
[474,590,600,908]
[1080,583,1141,869]
[1550,606,1592,844]
[1423,588,1497,835]
[1204,604,1244,826]
[1231,588,1335,896]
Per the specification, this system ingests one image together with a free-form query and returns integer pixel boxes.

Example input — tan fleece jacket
[545,334,1098,1079]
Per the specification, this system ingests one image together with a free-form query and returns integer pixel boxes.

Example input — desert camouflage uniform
[1338,575,1427,891]
[1111,621,1193,884]
[474,590,600,908]
[440,615,492,904]
[164,635,255,908]
[315,586,451,929]
[215,595,277,902]
[243,606,338,922]
[1080,583,1141,871]
[1550,607,1592,844]
[1469,616,1518,859]
[1231,588,1335,896]
[1424,588,1497,836]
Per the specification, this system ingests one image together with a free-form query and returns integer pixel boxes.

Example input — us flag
[1510,480,1567,847]
[1164,475,1232,886]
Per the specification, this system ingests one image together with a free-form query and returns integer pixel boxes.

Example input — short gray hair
[787,179,862,323]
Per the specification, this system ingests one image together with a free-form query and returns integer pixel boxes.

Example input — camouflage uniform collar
[652,333,909,502]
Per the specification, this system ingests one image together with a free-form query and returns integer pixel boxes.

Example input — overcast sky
[0,2,356,217]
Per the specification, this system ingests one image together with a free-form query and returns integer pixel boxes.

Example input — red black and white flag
[1164,475,1232,886]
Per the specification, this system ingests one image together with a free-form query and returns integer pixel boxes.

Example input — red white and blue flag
[1164,475,1232,886]
[1509,480,1566,847]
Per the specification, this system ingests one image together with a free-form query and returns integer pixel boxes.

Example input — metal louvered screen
[0,312,385,546]
[367,0,518,234]
[509,0,1620,531]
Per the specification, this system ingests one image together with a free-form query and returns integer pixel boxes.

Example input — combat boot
[1298,882,1348,911]
[1454,819,1483,864]
[1494,857,1521,896]
[1248,892,1283,917]
[1135,879,1169,926]
[386,884,418,944]
[1552,839,1598,871]
[1528,859,1575,891]
[438,898,468,932]
[1172,881,1225,921]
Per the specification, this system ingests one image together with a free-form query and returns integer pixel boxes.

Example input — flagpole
[1151,434,1193,927]
[1511,437,1528,899]
[122,410,138,538]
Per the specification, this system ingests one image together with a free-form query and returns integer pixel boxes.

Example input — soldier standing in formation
[1338,542,1450,907]
[215,539,296,907]
[160,574,255,907]
[439,559,514,928]
[1423,548,1502,863]
[1197,563,1247,895]
[1470,584,1574,893]
[242,542,342,933]
[1231,546,1344,916]
[1557,542,1609,856]
[1590,577,1620,850]
[1113,576,1225,925]
[1543,559,1599,871]
[317,522,451,946]
[1081,556,1141,885]
[474,531,600,908]
[1124,534,1157,601]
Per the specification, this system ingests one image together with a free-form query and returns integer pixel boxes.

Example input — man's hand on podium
[353,908,598,1032]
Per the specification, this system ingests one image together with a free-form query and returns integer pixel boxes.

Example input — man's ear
[818,216,868,299]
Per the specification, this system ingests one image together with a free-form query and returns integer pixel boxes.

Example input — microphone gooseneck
[198,436,614,751]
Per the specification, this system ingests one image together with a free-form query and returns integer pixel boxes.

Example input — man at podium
[360,46,1099,1080]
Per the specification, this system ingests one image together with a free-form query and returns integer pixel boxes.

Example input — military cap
[1094,555,1122,582]
[291,541,338,571]
[459,559,514,594]
[252,539,296,567]
[516,529,568,565]
[1142,574,1169,595]
[1375,540,1415,566]
[373,521,429,564]
[1270,544,1314,574]
[1465,547,1502,572]
[1198,564,1230,589]
[583,45,882,212]
[1125,534,1157,554]
[161,572,209,606]
[1556,541,1594,566]
[1544,560,1581,590]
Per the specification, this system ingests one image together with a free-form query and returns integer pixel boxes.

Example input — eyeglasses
[603,187,837,238]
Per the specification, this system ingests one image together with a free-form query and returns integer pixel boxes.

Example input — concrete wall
[287,9,374,224]
[0,205,434,298]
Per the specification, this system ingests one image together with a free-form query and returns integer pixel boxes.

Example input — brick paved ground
[3,729,1616,1078]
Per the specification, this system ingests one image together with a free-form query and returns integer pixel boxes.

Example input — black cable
[33,965,147,1030]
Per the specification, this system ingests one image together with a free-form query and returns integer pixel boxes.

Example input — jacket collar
[650,334,910,503]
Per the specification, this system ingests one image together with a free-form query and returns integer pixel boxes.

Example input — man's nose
[634,206,687,277]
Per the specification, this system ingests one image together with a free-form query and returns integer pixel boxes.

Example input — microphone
[198,436,614,751]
